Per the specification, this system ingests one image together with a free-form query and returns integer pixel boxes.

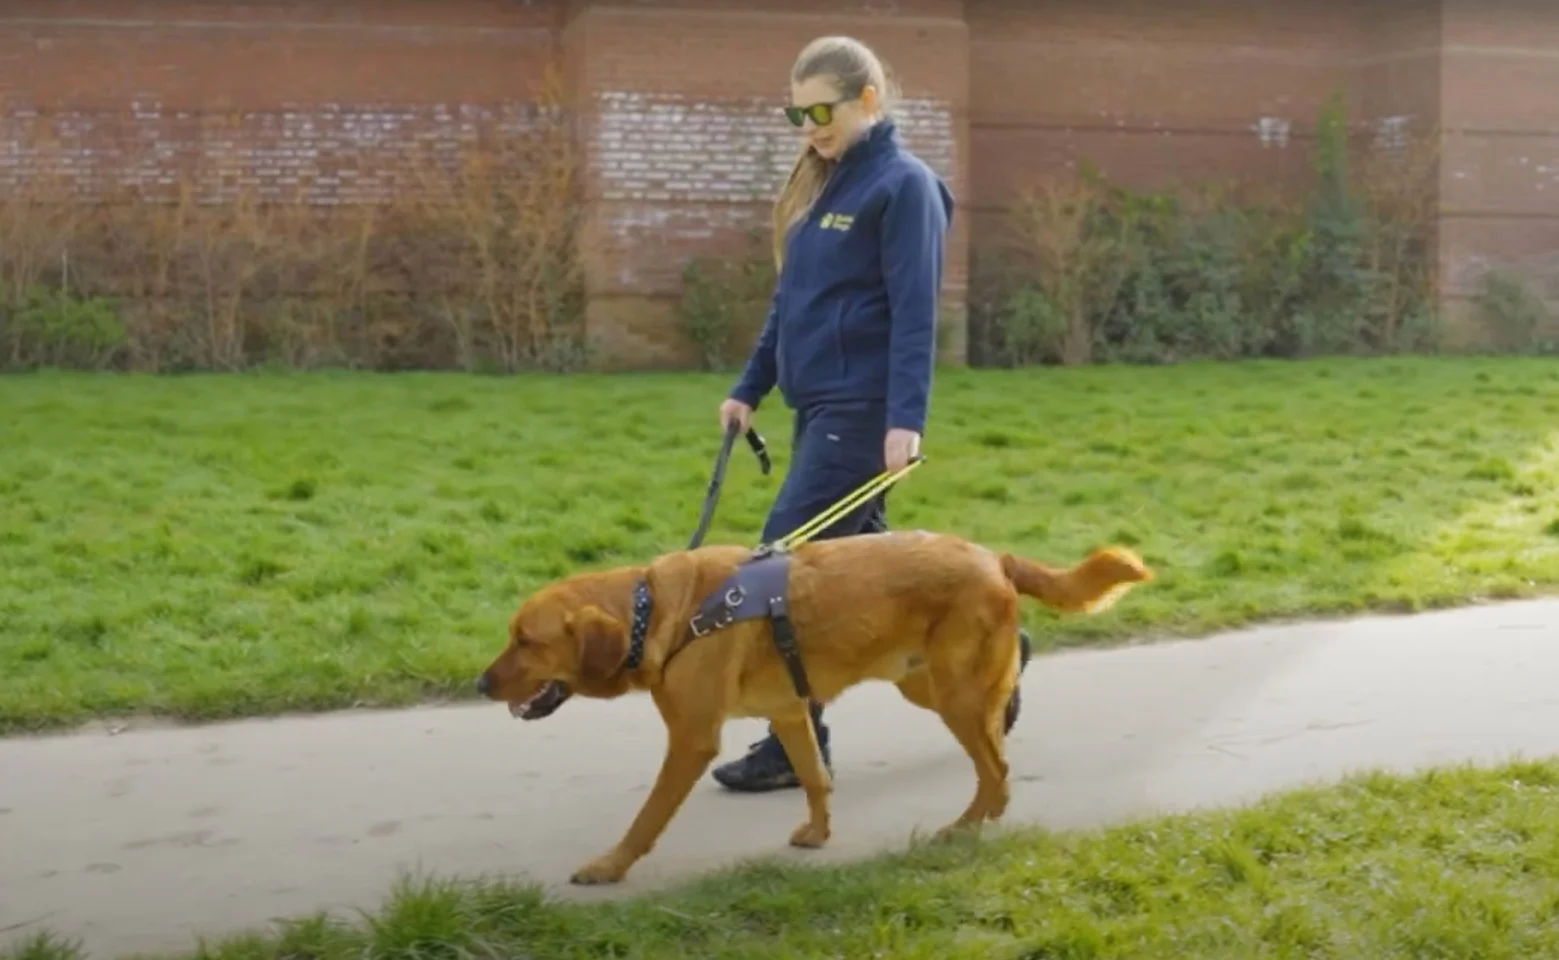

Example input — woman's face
[788,74,878,161]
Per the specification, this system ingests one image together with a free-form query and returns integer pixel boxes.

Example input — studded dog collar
[623,579,653,671]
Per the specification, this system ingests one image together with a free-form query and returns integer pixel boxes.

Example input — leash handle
[744,427,772,475]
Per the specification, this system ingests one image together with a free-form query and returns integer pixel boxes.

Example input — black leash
[687,422,770,549]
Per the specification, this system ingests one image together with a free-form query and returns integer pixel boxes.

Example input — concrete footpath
[6,598,1559,958]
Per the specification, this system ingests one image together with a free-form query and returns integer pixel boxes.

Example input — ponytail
[771,145,830,272]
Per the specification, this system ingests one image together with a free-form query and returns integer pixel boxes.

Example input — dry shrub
[396,67,588,374]
[0,66,588,373]
[1354,121,1442,348]
[993,174,1131,366]
[973,92,1444,366]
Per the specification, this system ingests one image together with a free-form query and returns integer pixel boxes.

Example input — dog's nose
[475,673,491,697]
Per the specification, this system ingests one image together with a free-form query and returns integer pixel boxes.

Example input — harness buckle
[689,602,736,638]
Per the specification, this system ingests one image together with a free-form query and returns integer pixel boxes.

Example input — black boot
[1003,627,1034,735]
[712,701,832,792]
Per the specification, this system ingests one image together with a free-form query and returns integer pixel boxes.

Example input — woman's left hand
[884,428,921,473]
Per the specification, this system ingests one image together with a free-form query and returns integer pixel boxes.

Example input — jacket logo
[818,212,855,232]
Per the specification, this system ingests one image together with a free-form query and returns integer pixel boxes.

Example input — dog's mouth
[509,681,572,720]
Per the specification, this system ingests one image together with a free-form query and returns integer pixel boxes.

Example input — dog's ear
[566,605,626,688]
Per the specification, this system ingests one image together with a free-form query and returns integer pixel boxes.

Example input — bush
[0,68,588,374]
[1472,269,1556,353]
[970,90,1445,366]
[4,285,125,369]
[677,228,776,371]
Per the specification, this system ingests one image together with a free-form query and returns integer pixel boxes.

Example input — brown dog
[476,530,1152,885]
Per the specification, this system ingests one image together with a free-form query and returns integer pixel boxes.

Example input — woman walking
[711,35,1032,793]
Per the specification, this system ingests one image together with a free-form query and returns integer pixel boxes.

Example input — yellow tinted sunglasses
[783,99,848,128]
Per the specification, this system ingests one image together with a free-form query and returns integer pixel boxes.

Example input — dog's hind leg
[901,666,1009,830]
[934,691,1011,837]
[769,704,833,849]
[926,622,1016,839]
[569,687,723,885]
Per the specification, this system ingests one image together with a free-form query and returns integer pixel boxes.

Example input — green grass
[3,356,1559,733]
[9,757,1559,959]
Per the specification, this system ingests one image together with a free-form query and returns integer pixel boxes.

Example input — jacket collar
[833,117,899,171]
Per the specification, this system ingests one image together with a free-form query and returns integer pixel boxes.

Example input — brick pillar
[1434,0,1559,344]
[562,1,971,372]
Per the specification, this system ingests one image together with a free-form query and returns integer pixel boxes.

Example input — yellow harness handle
[772,456,926,551]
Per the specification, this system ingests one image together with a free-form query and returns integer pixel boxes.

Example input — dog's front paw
[569,853,629,885]
[789,820,830,849]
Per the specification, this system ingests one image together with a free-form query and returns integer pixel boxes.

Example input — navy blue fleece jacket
[729,120,953,435]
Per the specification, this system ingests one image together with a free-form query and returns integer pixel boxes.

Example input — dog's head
[474,577,635,720]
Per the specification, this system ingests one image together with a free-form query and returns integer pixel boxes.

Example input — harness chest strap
[686,551,812,700]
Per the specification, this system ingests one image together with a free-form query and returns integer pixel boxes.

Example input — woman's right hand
[718,398,753,434]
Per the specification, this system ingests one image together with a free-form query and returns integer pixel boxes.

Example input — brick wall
[4,0,1557,365]
[968,0,1363,210]
[0,1,559,201]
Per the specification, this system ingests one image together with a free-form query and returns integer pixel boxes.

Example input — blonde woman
[713,36,1033,793]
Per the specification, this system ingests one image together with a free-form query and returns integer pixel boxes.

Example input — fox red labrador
[476,530,1152,885]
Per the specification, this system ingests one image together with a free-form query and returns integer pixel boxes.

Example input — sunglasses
[783,99,850,128]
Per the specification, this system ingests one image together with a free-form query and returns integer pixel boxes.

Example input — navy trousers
[759,400,892,745]
[760,400,891,545]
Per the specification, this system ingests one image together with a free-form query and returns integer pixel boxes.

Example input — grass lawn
[8,757,1559,959]
[2,356,1559,733]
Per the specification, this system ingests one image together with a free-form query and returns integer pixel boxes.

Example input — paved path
[6,598,1559,958]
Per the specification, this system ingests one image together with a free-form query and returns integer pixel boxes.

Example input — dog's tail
[999,546,1153,615]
